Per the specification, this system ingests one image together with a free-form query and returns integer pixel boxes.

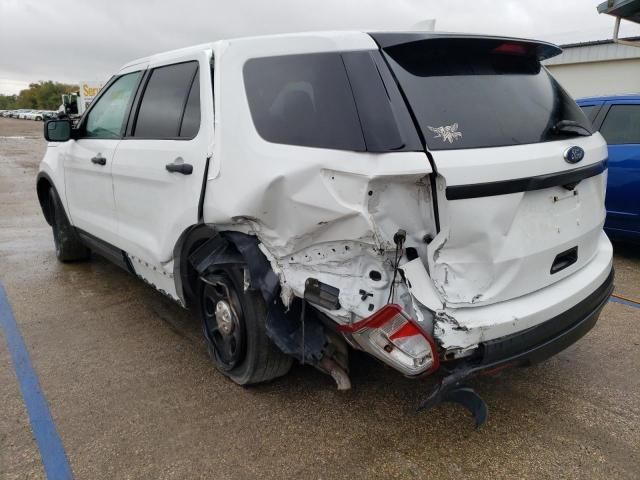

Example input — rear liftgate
[369,32,607,426]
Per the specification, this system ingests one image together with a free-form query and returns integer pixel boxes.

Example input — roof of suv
[118,30,561,72]
[118,31,372,71]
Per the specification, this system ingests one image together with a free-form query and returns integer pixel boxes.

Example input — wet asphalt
[0,117,639,479]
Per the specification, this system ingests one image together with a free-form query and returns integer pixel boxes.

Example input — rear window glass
[134,62,198,139]
[382,39,593,151]
[243,53,365,151]
[600,105,640,145]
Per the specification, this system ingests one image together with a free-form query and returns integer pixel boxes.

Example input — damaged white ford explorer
[37,32,614,425]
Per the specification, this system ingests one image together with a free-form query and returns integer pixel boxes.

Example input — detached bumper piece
[419,268,615,428]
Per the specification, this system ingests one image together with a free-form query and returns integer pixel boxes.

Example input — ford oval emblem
[564,146,585,164]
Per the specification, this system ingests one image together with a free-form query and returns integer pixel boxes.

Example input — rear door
[598,101,640,237]
[377,35,609,307]
[111,53,213,266]
[64,71,142,245]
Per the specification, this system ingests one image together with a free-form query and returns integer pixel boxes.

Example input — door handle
[165,161,193,175]
[91,155,106,166]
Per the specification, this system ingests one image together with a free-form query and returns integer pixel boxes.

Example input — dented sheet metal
[204,151,436,326]
[432,233,612,352]
[203,37,437,328]
[199,36,612,364]
[427,136,608,308]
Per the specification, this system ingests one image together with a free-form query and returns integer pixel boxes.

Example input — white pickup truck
[37,31,614,425]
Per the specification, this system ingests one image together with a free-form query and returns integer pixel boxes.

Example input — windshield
[382,38,593,151]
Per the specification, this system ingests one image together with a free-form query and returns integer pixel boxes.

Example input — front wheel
[199,266,292,385]
[48,188,90,262]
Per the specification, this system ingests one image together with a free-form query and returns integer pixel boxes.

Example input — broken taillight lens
[338,304,439,376]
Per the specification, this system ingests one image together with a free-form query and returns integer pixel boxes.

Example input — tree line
[0,81,79,110]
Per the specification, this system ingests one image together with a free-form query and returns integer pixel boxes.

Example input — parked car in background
[18,110,36,119]
[578,95,640,243]
[25,111,44,121]
[37,32,613,425]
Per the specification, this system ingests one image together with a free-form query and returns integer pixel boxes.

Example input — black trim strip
[446,160,608,201]
[75,228,133,273]
[197,156,211,222]
[124,69,151,137]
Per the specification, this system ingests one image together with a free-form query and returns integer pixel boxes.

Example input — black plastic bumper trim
[445,159,608,200]
[479,268,614,365]
[419,268,614,413]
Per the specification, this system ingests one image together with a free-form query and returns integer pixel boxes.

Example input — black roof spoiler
[368,32,563,61]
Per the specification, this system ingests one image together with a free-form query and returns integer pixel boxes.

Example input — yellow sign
[82,84,101,97]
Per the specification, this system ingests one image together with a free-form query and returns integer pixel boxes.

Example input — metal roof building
[544,36,640,98]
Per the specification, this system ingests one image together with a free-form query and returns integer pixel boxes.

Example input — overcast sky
[1,0,639,95]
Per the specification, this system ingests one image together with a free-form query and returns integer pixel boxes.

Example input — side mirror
[44,119,72,142]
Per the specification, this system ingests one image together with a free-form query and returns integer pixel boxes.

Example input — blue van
[577,95,640,242]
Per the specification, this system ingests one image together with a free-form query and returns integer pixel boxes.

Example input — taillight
[492,42,532,57]
[338,304,439,376]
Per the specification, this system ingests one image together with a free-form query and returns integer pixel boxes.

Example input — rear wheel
[48,188,90,262]
[199,266,292,385]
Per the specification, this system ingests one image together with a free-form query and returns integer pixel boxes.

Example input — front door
[64,71,142,245]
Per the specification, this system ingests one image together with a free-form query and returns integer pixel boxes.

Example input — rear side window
[243,53,365,151]
[600,105,640,145]
[382,38,593,151]
[134,61,199,139]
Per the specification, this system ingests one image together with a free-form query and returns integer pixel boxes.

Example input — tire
[199,266,293,385]
[48,188,90,262]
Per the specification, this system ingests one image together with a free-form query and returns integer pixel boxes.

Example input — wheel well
[174,226,344,375]
[36,176,53,225]
[175,224,227,311]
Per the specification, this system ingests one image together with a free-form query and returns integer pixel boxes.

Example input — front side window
[84,71,141,138]
[600,105,640,145]
[133,61,199,139]
[381,38,593,151]
[243,53,365,151]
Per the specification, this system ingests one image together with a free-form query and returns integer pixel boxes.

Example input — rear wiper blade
[553,120,592,137]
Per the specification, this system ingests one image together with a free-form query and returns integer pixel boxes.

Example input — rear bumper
[420,267,614,408]
[473,267,613,368]
[435,232,614,352]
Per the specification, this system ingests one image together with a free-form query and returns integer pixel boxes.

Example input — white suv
[37,32,613,424]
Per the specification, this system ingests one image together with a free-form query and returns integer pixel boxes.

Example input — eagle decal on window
[428,124,462,144]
